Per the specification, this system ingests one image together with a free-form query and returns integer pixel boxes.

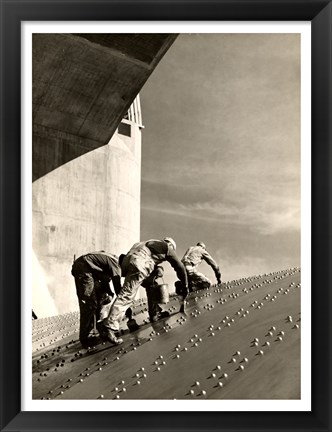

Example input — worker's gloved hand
[125,307,133,321]
[175,280,188,298]
[101,293,113,305]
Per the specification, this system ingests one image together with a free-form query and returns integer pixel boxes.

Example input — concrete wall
[32,119,141,317]
[31,33,178,317]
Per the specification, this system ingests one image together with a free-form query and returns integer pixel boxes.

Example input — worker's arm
[202,250,222,283]
[166,249,188,291]
[109,264,122,295]
[109,274,120,295]
[99,276,113,296]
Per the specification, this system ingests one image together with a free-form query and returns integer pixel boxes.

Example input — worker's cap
[164,237,176,250]
[197,242,206,249]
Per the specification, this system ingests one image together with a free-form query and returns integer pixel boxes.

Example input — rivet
[218,382,223,387]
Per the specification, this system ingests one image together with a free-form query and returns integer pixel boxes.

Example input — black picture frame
[1,1,331,431]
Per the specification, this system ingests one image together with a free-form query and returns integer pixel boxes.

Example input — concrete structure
[32,34,177,181]
[32,34,177,317]
[33,99,143,316]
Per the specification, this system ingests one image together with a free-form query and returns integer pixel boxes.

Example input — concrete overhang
[33,33,178,181]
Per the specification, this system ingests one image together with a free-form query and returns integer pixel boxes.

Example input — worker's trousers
[74,275,114,342]
[104,264,147,331]
[145,285,163,319]
[73,272,97,343]
[185,266,211,291]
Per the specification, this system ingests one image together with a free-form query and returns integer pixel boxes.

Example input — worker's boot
[102,328,123,345]
[127,319,139,332]
[97,321,123,345]
[80,336,99,349]
[150,310,170,323]
[125,307,139,332]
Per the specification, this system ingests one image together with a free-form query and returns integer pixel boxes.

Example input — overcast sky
[139,33,300,287]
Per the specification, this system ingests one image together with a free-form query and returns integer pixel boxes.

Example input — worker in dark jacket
[71,251,122,347]
[101,238,188,344]
[182,242,221,291]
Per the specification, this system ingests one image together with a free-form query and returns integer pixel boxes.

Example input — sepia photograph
[1,0,331,428]
[29,24,309,408]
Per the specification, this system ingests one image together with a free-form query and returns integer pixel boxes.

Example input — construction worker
[182,242,221,291]
[100,237,188,345]
[71,251,122,347]
[125,265,168,332]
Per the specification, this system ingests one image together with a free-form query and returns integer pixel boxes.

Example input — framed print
[1,1,331,431]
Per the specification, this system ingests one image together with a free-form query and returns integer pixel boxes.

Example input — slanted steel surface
[33,268,301,400]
